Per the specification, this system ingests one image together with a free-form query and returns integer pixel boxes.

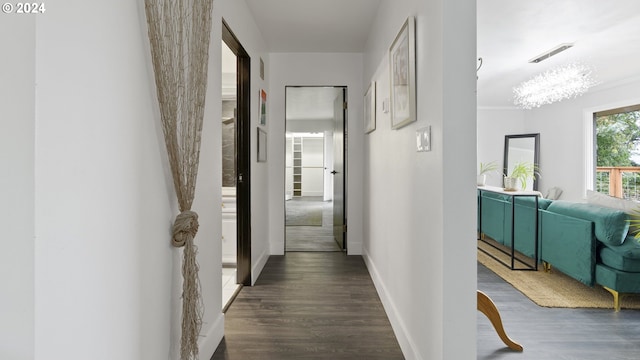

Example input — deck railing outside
[596,167,640,201]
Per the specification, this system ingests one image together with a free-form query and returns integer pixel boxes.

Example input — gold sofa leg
[603,287,621,312]
[542,262,552,273]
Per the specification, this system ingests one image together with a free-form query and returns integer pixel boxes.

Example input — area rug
[478,241,640,310]
[285,204,323,226]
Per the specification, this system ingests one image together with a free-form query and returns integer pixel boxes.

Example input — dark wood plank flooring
[477,263,640,359]
[286,197,341,252]
[211,252,404,360]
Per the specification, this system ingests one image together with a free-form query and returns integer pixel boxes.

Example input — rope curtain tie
[172,210,200,248]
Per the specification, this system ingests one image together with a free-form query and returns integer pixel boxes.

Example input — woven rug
[478,241,640,309]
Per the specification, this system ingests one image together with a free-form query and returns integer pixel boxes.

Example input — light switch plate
[382,98,390,113]
[416,126,431,152]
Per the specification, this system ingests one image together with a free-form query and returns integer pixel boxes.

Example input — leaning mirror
[503,133,540,191]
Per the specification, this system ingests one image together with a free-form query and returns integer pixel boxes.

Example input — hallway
[211,252,404,359]
[286,197,342,252]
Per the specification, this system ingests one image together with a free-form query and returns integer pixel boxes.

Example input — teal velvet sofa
[478,191,640,311]
[478,190,552,260]
[540,200,640,311]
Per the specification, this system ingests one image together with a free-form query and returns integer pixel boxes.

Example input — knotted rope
[172,210,199,248]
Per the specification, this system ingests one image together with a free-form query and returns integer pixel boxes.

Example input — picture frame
[364,81,376,134]
[259,89,267,125]
[389,16,416,130]
[257,127,267,162]
[260,57,265,80]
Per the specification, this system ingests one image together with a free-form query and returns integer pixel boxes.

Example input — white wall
[477,108,526,187]
[478,79,640,201]
[34,1,178,359]
[286,118,334,133]
[0,1,269,359]
[362,0,477,359]
[0,15,35,360]
[323,130,335,201]
[268,53,365,255]
[301,137,325,196]
[524,79,640,201]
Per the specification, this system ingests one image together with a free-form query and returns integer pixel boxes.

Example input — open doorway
[220,20,251,312]
[285,86,347,252]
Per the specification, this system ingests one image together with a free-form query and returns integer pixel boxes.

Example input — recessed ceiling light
[528,43,574,63]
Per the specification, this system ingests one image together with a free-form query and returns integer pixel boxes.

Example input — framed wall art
[260,57,265,80]
[389,16,416,129]
[259,89,267,125]
[257,127,267,162]
[364,81,376,134]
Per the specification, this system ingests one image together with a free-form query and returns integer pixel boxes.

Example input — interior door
[223,20,251,286]
[332,88,347,250]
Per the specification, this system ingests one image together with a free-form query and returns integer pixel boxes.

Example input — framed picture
[257,127,267,162]
[259,89,267,125]
[364,81,376,134]
[389,16,416,130]
[260,57,265,80]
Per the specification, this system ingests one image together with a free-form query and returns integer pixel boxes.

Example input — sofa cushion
[587,190,640,236]
[596,263,640,293]
[599,237,640,272]
[546,201,629,246]
[600,247,640,272]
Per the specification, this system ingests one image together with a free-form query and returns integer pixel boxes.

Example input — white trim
[362,249,422,360]
[251,246,270,286]
[199,313,225,359]
[583,110,594,198]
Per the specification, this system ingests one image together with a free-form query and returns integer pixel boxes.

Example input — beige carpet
[285,203,323,226]
[478,241,640,309]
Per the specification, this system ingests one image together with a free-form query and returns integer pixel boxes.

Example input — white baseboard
[199,312,224,359]
[362,249,422,360]
[252,247,270,285]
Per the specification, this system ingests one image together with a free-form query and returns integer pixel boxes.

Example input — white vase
[477,174,486,186]
[503,177,518,191]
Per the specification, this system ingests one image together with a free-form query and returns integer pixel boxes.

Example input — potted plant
[477,161,499,186]
[504,162,539,191]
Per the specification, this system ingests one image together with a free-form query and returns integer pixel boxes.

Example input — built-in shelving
[293,137,302,197]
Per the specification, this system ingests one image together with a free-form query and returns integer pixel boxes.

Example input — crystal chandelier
[513,63,597,109]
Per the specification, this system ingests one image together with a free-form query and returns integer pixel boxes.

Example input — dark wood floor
[211,252,404,360]
[286,197,342,252]
[212,249,640,359]
[477,263,640,359]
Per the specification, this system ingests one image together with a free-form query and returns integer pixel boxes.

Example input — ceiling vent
[528,43,574,63]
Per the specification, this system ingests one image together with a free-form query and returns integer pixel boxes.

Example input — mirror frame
[503,133,540,191]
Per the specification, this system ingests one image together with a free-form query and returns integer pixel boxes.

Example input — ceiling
[477,0,640,108]
[242,0,640,109]
[245,0,382,53]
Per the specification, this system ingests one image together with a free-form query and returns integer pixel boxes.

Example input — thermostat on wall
[416,126,431,152]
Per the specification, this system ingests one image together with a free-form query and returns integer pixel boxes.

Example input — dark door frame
[283,85,348,252]
[223,20,251,286]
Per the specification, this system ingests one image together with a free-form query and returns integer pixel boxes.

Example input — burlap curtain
[144,0,214,359]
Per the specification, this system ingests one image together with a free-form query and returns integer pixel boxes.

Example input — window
[594,104,640,199]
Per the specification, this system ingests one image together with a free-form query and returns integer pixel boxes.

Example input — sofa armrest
[540,209,596,286]
[478,191,509,244]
